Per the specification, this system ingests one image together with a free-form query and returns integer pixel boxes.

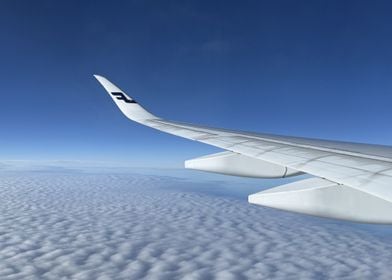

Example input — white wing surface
[95,75,392,223]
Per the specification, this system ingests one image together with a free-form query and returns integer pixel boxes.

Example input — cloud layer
[0,172,391,279]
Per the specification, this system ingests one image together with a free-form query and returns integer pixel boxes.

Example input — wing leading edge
[94,75,392,223]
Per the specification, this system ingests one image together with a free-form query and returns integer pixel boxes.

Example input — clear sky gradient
[1,1,392,167]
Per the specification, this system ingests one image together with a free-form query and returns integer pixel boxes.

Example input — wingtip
[93,74,104,81]
[93,74,157,122]
[93,75,113,89]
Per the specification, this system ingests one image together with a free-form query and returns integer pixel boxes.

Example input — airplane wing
[94,75,392,224]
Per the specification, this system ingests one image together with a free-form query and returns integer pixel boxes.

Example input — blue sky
[1,0,392,167]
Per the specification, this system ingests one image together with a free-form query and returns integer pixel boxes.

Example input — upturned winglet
[94,75,157,123]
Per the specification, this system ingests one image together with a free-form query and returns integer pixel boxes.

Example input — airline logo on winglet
[111,92,137,104]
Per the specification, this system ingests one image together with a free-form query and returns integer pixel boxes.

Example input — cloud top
[0,172,391,279]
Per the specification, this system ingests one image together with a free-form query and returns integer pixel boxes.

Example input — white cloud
[0,172,391,279]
